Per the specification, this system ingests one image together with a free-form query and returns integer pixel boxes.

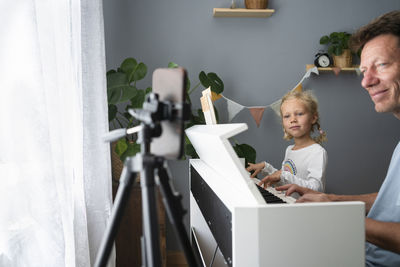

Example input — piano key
[255,183,296,204]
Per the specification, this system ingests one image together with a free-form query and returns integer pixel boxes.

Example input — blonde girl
[246,90,328,192]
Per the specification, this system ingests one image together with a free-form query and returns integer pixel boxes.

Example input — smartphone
[150,67,187,160]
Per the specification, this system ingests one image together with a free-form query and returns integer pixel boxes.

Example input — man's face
[360,34,400,119]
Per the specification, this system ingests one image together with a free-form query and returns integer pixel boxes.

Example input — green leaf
[338,32,346,39]
[199,71,224,94]
[106,69,116,75]
[120,142,141,162]
[185,78,192,105]
[343,35,350,49]
[120,58,138,75]
[233,143,256,167]
[108,88,122,104]
[107,72,130,104]
[207,72,224,94]
[108,85,138,105]
[334,46,343,56]
[186,78,191,91]
[130,90,145,108]
[330,32,339,40]
[194,109,205,124]
[120,58,147,83]
[320,35,329,44]
[115,138,128,156]
[185,143,198,158]
[168,62,179,68]
[107,72,128,90]
[328,46,335,56]
[145,87,152,95]
[133,62,147,81]
[167,62,191,96]
[120,85,138,102]
[108,104,118,122]
[199,71,209,87]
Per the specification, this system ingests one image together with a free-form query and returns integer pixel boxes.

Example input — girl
[246,90,327,192]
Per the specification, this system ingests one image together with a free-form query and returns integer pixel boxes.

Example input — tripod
[95,94,200,267]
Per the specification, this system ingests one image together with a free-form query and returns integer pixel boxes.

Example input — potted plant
[107,58,257,168]
[319,31,353,68]
[107,57,150,164]
[245,0,268,9]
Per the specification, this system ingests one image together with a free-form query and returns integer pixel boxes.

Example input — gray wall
[103,0,400,249]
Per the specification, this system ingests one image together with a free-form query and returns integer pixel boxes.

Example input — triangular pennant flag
[211,91,223,102]
[299,66,319,83]
[249,107,265,127]
[332,67,341,76]
[291,66,319,92]
[308,66,319,76]
[292,83,303,92]
[355,67,361,76]
[225,97,245,122]
[270,99,282,117]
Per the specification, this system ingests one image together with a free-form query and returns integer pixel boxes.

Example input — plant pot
[333,49,352,68]
[245,0,268,9]
[111,142,124,183]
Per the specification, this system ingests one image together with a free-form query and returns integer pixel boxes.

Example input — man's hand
[246,162,265,178]
[258,170,282,188]
[275,184,313,196]
[296,193,331,203]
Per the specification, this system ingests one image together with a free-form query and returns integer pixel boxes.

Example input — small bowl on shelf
[245,0,268,9]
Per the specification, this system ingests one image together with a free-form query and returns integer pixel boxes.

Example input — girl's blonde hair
[280,90,327,144]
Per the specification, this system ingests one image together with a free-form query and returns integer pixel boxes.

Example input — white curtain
[0,1,114,266]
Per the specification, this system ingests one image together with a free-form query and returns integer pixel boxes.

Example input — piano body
[186,123,365,267]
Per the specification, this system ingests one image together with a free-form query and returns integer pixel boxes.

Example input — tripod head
[103,68,190,160]
[128,91,190,139]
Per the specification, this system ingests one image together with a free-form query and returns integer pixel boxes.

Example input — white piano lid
[185,123,247,138]
[186,123,266,207]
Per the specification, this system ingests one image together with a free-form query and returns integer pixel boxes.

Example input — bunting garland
[248,107,265,127]
[332,67,341,76]
[269,99,282,117]
[226,97,245,122]
[212,66,319,127]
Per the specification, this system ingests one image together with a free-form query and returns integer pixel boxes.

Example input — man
[277,10,400,266]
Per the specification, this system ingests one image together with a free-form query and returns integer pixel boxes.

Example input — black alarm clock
[314,52,332,67]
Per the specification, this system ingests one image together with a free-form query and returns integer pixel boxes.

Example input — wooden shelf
[306,64,360,72]
[213,8,275,18]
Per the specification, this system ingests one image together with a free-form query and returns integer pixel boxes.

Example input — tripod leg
[141,155,163,267]
[141,236,147,267]
[95,161,137,267]
[156,161,201,267]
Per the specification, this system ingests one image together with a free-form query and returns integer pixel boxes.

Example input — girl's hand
[246,162,265,178]
[258,170,282,188]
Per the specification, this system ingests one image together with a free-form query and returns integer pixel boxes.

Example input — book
[200,87,217,125]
